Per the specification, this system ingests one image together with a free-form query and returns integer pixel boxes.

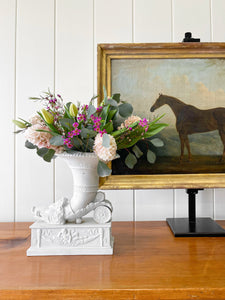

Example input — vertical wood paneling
[94,0,133,94]
[1,0,225,221]
[55,0,94,203]
[135,189,174,221]
[103,190,134,221]
[134,0,173,221]
[134,0,172,42]
[173,0,214,218]
[173,0,211,42]
[15,0,54,221]
[215,189,225,220]
[0,0,15,221]
[211,0,225,42]
[95,0,134,221]
[95,0,132,44]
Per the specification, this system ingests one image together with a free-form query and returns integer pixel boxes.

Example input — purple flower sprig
[63,122,81,149]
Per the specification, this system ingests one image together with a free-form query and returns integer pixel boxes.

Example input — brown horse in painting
[150,94,225,161]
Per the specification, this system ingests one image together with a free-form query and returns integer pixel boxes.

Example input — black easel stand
[166,33,225,237]
[167,189,225,237]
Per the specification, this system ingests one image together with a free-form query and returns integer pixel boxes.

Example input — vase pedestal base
[27,218,114,256]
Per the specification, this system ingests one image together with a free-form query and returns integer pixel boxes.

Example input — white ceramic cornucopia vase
[58,152,100,214]
[32,151,113,224]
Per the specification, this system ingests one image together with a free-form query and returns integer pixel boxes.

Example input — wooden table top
[1,221,225,300]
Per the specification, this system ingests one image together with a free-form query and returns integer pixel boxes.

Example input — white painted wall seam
[171,0,174,42]
[209,0,213,42]
[132,0,135,43]
[53,0,56,203]
[14,0,18,222]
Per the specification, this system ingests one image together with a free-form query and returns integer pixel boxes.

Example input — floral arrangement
[13,88,167,177]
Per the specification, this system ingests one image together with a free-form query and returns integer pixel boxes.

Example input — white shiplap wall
[1,0,225,222]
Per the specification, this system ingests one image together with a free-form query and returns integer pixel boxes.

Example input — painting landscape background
[111,58,225,174]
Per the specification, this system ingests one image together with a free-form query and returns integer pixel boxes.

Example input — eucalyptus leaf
[87,104,96,118]
[105,98,118,107]
[43,149,55,162]
[132,145,143,158]
[25,140,37,149]
[59,118,74,130]
[37,147,49,157]
[80,127,97,138]
[71,136,83,149]
[150,138,164,147]
[125,153,137,169]
[118,103,133,118]
[102,133,110,148]
[97,160,112,177]
[112,93,120,103]
[85,138,94,151]
[50,135,64,146]
[147,150,156,164]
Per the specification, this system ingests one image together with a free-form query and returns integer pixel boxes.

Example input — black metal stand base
[167,189,225,237]
[166,217,225,237]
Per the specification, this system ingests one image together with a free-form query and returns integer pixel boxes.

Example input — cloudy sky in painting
[112,58,225,126]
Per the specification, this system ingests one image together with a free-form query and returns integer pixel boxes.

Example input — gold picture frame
[98,42,225,189]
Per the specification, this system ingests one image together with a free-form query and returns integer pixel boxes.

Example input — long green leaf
[103,86,108,104]
[102,121,114,134]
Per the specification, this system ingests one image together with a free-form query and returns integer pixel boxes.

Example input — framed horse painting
[97,43,225,189]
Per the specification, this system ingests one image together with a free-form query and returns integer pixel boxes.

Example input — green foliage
[25,140,37,149]
[50,135,64,146]
[150,138,164,147]
[147,149,156,164]
[37,148,55,162]
[59,118,74,130]
[80,128,97,139]
[102,133,110,147]
[13,87,168,175]
[97,160,112,177]
[125,152,137,169]
[132,145,143,158]
[118,103,133,118]
[112,93,120,103]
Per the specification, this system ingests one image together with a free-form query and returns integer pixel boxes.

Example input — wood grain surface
[1,221,225,299]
